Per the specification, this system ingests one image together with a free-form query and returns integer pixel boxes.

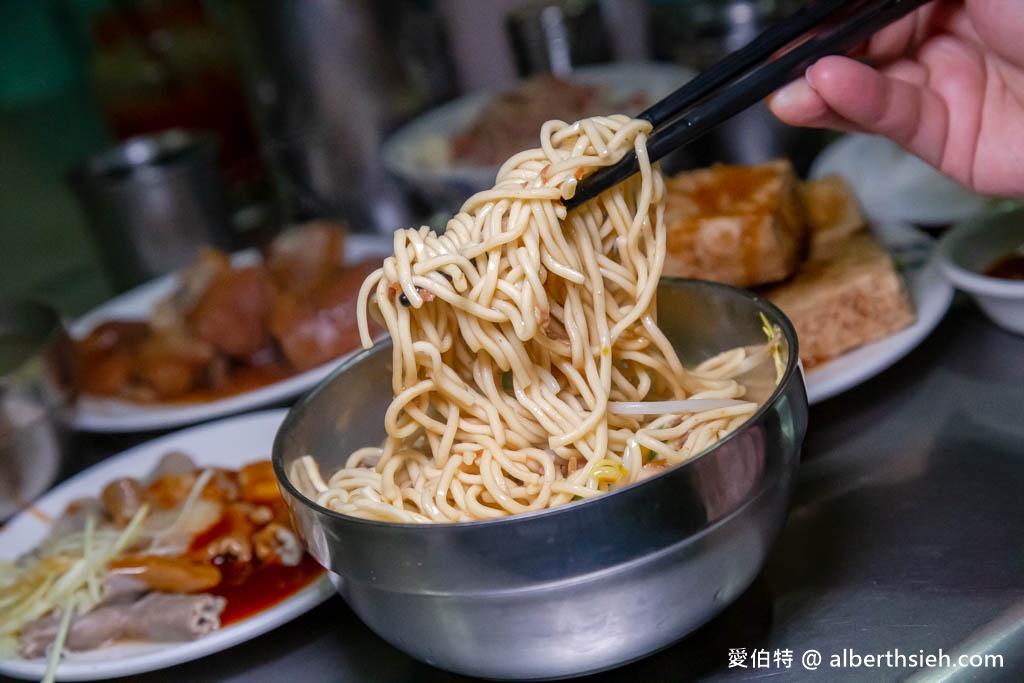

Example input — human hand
[769,0,1024,197]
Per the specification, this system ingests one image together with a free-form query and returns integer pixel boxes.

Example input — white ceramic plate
[0,409,334,682]
[382,61,696,209]
[804,222,954,404]
[810,133,991,225]
[66,234,392,433]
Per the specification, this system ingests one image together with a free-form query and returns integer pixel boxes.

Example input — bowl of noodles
[273,114,808,679]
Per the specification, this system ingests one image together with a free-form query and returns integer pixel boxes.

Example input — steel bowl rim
[273,276,801,531]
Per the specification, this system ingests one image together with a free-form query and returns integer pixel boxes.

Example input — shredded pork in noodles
[296,115,767,523]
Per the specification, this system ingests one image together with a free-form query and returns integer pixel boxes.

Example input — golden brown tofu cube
[662,160,808,287]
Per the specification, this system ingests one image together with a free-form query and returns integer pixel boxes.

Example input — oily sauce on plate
[211,555,324,626]
[188,502,325,626]
[167,362,294,404]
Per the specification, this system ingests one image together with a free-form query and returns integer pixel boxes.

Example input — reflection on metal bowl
[0,300,75,520]
[273,278,807,680]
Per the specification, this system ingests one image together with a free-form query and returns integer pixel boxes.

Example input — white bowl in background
[810,133,993,226]
[936,206,1024,335]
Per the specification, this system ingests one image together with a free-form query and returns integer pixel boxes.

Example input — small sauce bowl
[936,206,1024,335]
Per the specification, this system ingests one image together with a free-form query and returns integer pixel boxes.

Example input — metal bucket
[68,129,234,291]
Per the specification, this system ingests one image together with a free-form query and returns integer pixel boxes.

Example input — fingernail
[771,78,814,110]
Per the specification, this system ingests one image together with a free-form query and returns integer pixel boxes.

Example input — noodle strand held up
[298,115,759,523]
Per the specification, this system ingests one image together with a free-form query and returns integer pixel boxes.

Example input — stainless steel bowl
[273,278,808,680]
[0,299,75,520]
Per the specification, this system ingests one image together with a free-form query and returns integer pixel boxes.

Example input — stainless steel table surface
[50,295,1024,682]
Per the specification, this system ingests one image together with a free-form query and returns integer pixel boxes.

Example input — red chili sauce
[188,510,325,626]
[211,555,324,626]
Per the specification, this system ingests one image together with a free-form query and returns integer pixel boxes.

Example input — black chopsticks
[567,0,932,208]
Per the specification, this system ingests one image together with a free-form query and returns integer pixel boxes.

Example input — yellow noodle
[299,115,765,523]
